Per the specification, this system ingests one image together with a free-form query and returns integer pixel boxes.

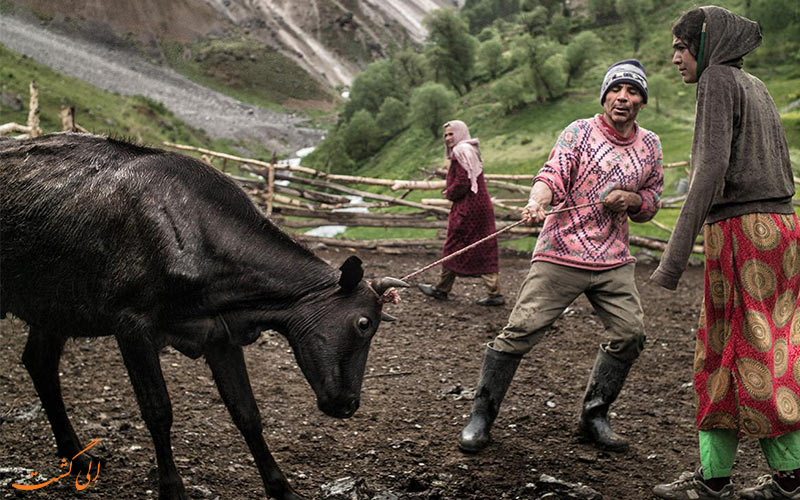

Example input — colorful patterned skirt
[695,212,800,438]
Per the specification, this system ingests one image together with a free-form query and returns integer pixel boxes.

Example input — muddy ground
[1,247,765,499]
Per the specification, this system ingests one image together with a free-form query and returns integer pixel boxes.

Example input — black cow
[0,133,406,500]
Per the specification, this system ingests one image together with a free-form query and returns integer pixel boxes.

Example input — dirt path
[0,15,323,153]
[0,248,765,499]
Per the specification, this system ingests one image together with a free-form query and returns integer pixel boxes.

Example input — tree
[646,73,669,114]
[478,38,505,78]
[463,0,495,33]
[343,110,380,160]
[463,0,522,33]
[588,0,617,24]
[423,9,478,95]
[343,60,407,121]
[547,12,570,43]
[477,27,496,42]
[516,35,563,101]
[393,49,429,89]
[540,54,568,99]
[376,97,408,137]
[749,0,800,61]
[409,82,457,138]
[492,74,526,113]
[565,31,601,85]
[304,131,355,173]
[751,0,798,33]
[615,0,651,54]
[519,6,548,36]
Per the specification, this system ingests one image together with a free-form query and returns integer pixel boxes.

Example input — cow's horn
[372,277,409,296]
[381,311,398,322]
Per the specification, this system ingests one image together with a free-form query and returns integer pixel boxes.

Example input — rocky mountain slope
[7,0,463,88]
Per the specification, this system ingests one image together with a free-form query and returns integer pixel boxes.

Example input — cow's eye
[357,317,371,331]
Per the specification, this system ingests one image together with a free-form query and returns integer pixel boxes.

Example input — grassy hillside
[316,0,800,249]
[0,44,274,160]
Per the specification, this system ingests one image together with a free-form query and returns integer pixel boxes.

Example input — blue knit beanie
[600,59,648,104]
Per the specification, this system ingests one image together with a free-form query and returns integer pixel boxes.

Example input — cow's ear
[338,256,363,291]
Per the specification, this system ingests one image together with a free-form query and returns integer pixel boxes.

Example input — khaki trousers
[436,268,502,297]
[493,261,645,361]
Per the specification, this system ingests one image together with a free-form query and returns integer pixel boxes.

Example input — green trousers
[700,429,800,479]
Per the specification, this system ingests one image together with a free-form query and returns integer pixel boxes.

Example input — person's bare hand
[603,190,633,212]
[522,200,547,226]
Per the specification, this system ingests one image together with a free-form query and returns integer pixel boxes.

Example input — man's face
[443,126,456,149]
[602,83,645,126]
[672,36,698,83]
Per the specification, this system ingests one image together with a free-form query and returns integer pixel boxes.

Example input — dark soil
[0,247,765,499]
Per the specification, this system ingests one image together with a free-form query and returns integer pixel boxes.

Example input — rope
[400,200,603,282]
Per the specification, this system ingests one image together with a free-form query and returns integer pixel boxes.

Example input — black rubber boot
[578,347,633,452]
[418,283,448,300]
[458,345,522,453]
[475,295,505,306]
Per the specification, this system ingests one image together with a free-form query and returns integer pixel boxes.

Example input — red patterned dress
[696,212,800,437]
[441,158,498,276]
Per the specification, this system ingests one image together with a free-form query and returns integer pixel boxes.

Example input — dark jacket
[651,6,793,290]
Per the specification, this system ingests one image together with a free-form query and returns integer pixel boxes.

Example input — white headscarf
[444,120,483,194]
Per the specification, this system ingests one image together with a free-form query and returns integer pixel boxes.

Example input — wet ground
[1,247,764,499]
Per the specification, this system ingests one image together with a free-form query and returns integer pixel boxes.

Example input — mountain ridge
[5,0,463,88]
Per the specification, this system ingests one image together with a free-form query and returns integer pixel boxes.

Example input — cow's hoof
[158,476,188,500]
[63,452,104,477]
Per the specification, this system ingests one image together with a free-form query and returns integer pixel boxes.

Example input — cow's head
[285,256,406,418]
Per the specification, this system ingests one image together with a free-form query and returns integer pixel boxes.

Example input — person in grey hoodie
[651,6,800,500]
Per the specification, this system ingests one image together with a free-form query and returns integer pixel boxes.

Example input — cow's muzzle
[318,395,360,419]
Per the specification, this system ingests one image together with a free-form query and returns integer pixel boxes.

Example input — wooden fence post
[27,81,42,138]
[60,106,76,132]
[265,153,277,216]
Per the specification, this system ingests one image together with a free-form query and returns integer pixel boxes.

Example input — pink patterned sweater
[532,114,664,270]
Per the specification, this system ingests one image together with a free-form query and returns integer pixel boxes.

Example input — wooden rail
[0,81,712,255]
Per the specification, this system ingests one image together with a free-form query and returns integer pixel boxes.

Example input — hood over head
[698,6,761,73]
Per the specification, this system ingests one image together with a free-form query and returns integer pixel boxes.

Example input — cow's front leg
[205,341,304,500]
[116,334,186,500]
[22,327,97,473]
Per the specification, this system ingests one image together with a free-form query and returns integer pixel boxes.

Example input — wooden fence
[161,141,698,254]
[7,80,797,257]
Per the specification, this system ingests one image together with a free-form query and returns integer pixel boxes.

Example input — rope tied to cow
[379,200,604,304]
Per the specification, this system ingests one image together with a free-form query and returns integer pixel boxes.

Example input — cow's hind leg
[205,341,304,500]
[22,326,97,473]
[116,334,186,500]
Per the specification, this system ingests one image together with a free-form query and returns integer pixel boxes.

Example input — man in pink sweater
[459,59,664,454]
